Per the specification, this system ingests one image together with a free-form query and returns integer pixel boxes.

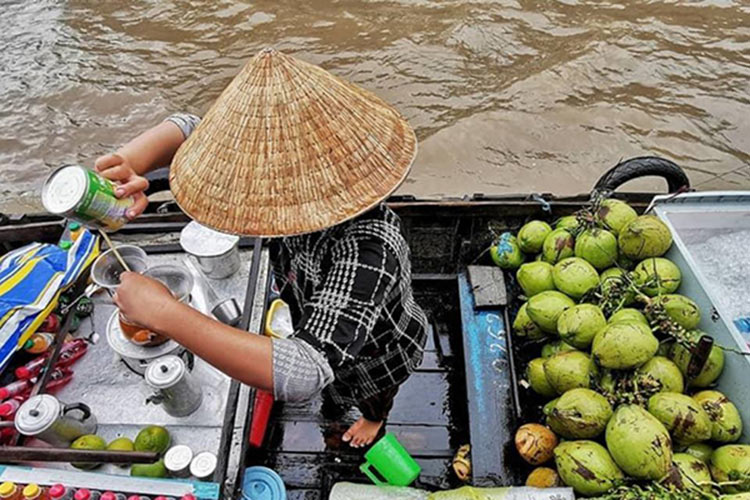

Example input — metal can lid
[145,355,185,389]
[42,166,88,215]
[241,466,286,500]
[180,221,239,257]
[190,451,218,478]
[15,395,61,435]
[164,445,194,471]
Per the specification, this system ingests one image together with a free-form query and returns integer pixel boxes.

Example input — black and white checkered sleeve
[294,235,399,367]
[164,113,201,139]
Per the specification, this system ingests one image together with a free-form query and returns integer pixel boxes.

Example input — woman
[106,49,427,448]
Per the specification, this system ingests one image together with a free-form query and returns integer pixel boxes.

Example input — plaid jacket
[270,205,428,404]
[167,113,427,404]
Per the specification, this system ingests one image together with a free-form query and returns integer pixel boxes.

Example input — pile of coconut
[491,198,749,499]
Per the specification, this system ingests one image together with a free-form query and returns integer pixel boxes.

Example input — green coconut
[632,257,682,296]
[598,369,617,394]
[526,358,557,398]
[526,291,576,333]
[541,340,578,359]
[556,215,580,232]
[637,356,684,393]
[597,199,638,236]
[671,331,725,388]
[608,307,648,325]
[546,388,613,439]
[554,440,624,496]
[671,453,712,491]
[544,351,596,393]
[605,404,673,480]
[648,392,712,445]
[518,220,552,254]
[618,215,673,260]
[490,232,524,269]
[710,445,750,493]
[693,391,743,443]
[599,268,637,307]
[552,257,600,300]
[544,397,560,416]
[616,254,636,271]
[650,294,701,330]
[685,443,714,464]
[575,228,618,270]
[513,303,545,340]
[516,261,556,298]
[557,304,607,349]
[592,321,659,370]
[542,229,576,264]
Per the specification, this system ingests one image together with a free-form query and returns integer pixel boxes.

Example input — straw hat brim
[168,48,418,238]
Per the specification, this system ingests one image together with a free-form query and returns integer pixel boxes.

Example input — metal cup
[212,298,241,326]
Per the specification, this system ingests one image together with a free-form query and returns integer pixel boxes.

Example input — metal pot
[180,221,240,279]
[15,395,97,447]
[145,355,202,417]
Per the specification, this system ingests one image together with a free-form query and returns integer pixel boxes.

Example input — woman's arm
[114,272,274,391]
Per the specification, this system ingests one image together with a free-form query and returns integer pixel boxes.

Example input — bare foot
[342,416,384,448]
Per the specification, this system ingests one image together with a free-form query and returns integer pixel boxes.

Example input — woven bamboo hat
[169,48,417,237]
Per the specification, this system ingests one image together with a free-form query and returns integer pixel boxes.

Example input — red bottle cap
[127,496,141,500]
[15,367,31,379]
[0,388,8,399]
[48,485,66,499]
[100,493,116,500]
[181,495,197,500]
[0,403,13,418]
[74,489,91,500]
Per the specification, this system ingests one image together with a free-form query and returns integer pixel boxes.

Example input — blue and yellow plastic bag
[0,230,99,372]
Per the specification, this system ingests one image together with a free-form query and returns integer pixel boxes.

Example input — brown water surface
[2,0,749,212]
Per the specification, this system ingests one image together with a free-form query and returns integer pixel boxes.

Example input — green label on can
[74,169,133,231]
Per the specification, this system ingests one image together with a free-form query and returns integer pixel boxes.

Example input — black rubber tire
[593,156,690,194]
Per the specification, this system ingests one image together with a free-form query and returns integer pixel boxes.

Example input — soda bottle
[24,333,55,354]
[0,379,31,400]
[0,397,25,420]
[21,484,47,500]
[0,482,22,500]
[99,494,125,500]
[38,313,60,333]
[47,485,73,500]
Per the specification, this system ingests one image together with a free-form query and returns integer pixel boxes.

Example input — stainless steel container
[165,444,194,478]
[190,451,218,481]
[15,394,97,447]
[145,355,203,417]
[180,221,240,279]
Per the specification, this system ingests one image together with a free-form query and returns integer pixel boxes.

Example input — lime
[70,434,107,470]
[130,459,167,478]
[107,437,135,451]
[134,425,171,454]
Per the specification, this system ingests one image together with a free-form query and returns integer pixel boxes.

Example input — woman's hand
[113,272,178,332]
[95,153,149,220]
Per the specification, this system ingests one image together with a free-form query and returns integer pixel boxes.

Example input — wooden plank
[457,271,520,486]
[467,265,507,307]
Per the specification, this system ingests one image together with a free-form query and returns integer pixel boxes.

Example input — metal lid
[164,445,194,472]
[242,466,286,500]
[15,395,61,435]
[42,166,88,214]
[180,221,239,257]
[145,355,185,389]
[107,310,180,361]
[190,451,218,479]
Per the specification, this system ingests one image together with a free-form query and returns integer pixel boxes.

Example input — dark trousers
[322,384,401,422]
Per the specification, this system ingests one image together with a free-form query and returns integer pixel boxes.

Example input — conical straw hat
[169,48,417,237]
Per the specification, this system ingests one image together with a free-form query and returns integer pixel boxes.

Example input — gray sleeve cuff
[272,337,334,403]
[164,113,201,139]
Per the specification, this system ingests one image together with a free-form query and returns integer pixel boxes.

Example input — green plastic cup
[360,433,421,486]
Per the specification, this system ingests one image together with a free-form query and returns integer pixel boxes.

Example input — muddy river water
[1,0,749,212]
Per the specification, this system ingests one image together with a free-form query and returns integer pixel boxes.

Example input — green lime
[107,437,135,451]
[134,425,171,454]
[70,434,107,470]
[130,459,167,478]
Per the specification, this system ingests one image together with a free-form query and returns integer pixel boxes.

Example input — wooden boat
[0,157,691,498]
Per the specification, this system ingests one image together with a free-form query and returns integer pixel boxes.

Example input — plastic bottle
[99,494,125,500]
[16,340,87,379]
[126,496,150,500]
[69,222,82,241]
[39,313,61,333]
[0,379,31,400]
[73,490,90,500]
[47,485,73,500]
[0,397,25,420]
[0,482,22,500]
[21,484,46,500]
[24,333,55,354]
